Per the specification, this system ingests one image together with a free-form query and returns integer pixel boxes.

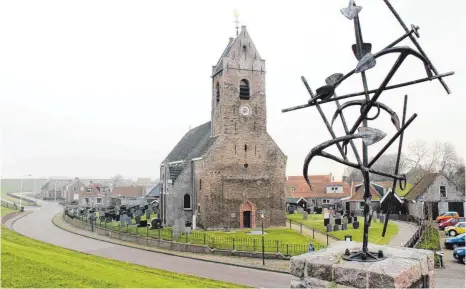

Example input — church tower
[211,26,266,137]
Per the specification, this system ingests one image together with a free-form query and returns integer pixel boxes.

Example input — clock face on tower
[239,105,251,116]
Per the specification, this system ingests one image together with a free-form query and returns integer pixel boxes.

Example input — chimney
[329,172,333,182]
[342,175,348,183]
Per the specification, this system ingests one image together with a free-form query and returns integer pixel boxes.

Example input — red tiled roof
[286,175,350,199]
[110,186,145,198]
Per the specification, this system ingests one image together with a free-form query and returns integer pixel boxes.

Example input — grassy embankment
[287,213,399,245]
[0,227,248,288]
[1,206,18,217]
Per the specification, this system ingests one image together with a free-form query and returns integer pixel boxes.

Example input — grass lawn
[287,213,399,245]
[1,206,18,217]
[396,183,413,197]
[0,227,248,288]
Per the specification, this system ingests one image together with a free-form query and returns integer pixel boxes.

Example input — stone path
[289,222,338,245]
[9,202,291,288]
[388,220,419,246]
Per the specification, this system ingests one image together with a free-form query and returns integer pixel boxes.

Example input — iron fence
[1,200,18,210]
[72,214,325,257]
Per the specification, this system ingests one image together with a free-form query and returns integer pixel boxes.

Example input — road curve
[11,202,291,288]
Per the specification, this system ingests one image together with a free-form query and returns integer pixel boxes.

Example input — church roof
[164,121,217,181]
[212,38,235,77]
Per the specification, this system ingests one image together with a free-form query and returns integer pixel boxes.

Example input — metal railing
[67,213,326,257]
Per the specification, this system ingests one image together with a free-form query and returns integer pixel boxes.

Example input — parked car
[439,217,466,230]
[445,222,466,237]
[453,246,465,264]
[444,233,466,249]
[436,212,459,223]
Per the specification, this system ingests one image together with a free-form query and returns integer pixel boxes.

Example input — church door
[243,211,251,228]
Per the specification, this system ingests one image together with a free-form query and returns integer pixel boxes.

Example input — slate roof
[146,183,161,198]
[110,186,145,198]
[403,172,438,201]
[286,197,308,204]
[164,121,217,181]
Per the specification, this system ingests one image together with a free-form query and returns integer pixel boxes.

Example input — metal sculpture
[282,0,454,262]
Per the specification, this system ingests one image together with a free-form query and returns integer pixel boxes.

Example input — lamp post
[19,174,32,210]
[259,210,265,266]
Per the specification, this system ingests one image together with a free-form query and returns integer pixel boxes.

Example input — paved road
[434,230,465,288]
[10,203,291,288]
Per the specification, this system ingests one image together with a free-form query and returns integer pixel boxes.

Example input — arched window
[183,194,191,210]
[216,83,220,103]
[239,79,250,99]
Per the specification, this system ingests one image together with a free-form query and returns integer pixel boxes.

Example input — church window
[183,194,192,210]
[244,144,247,152]
[244,163,249,168]
[199,179,202,190]
[234,145,237,154]
[216,83,220,103]
[243,45,247,53]
[255,145,257,155]
[239,79,250,99]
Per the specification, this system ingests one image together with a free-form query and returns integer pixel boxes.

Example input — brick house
[63,178,86,203]
[285,175,350,209]
[159,26,287,230]
[404,172,465,219]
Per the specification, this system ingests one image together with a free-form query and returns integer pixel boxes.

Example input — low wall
[63,214,290,260]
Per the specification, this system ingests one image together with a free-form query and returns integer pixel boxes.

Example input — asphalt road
[435,231,466,288]
[11,203,291,288]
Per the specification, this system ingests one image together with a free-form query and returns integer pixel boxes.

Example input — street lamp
[19,174,32,210]
[259,210,265,266]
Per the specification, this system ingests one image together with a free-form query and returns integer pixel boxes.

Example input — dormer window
[216,82,220,103]
[239,79,250,99]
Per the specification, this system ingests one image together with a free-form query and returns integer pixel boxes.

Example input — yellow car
[445,222,466,237]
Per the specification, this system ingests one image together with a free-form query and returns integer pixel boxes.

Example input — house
[286,197,308,212]
[285,174,351,209]
[110,186,148,207]
[145,183,161,203]
[135,178,152,186]
[404,172,465,219]
[343,182,392,213]
[40,179,71,200]
[62,178,86,203]
[159,25,287,230]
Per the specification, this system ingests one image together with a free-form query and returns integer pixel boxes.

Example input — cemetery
[287,209,399,245]
[0,227,245,288]
[64,204,325,257]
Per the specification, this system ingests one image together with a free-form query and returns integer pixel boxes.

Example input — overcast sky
[1,0,465,180]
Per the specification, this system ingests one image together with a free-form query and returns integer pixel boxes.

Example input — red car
[439,217,466,230]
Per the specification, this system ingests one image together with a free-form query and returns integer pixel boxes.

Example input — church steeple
[210,26,267,137]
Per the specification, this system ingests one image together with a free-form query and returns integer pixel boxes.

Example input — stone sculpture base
[290,241,434,288]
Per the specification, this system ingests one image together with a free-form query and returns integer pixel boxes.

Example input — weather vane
[282,0,454,262]
[234,9,240,36]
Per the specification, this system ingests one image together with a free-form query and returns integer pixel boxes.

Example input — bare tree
[406,139,429,169]
[111,174,123,188]
[343,166,362,183]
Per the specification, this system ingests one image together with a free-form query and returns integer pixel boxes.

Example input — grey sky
[1,0,465,180]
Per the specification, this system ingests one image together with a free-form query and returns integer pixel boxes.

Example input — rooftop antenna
[234,9,240,36]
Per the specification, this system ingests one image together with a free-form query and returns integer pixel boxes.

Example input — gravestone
[303,211,309,220]
[353,216,358,223]
[297,207,304,214]
[125,216,132,225]
[324,218,330,226]
[115,215,120,222]
[335,218,342,225]
[184,226,192,235]
[120,214,129,225]
[288,206,295,214]
[135,209,143,217]
[334,224,340,231]
[379,214,385,223]
[342,223,348,230]
[329,214,335,227]
[372,211,378,223]
[352,221,359,229]
[151,218,163,229]
[138,220,147,227]
[135,215,141,225]
[323,208,329,216]
[326,224,333,232]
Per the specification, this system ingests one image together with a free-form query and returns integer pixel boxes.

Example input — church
[159,25,287,230]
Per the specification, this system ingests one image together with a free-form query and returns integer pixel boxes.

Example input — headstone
[151,218,163,229]
[342,223,348,230]
[303,211,309,220]
[323,208,329,216]
[125,216,132,225]
[288,206,295,214]
[120,214,128,225]
[115,215,120,222]
[372,211,378,223]
[138,220,147,227]
[329,214,335,226]
[135,215,141,225]
[135,209,143,217]
[342,217,348,225]
[297,207,304,214]
[352,221,359,229]
[353,216,358,223]
[379,214,385,223]
[324,218,330,226]
[326,224,333,232]
[347,215,352,224]
[333,224,340,231]
[146,210,152,219]
[184,227,192,235]
[336,212,342,219]
[335,218,342,225]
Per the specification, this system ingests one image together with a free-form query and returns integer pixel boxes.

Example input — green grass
[1,206,18,217]
[416,225,440,251]
[0,227,248,288]
[287,213,399,245]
